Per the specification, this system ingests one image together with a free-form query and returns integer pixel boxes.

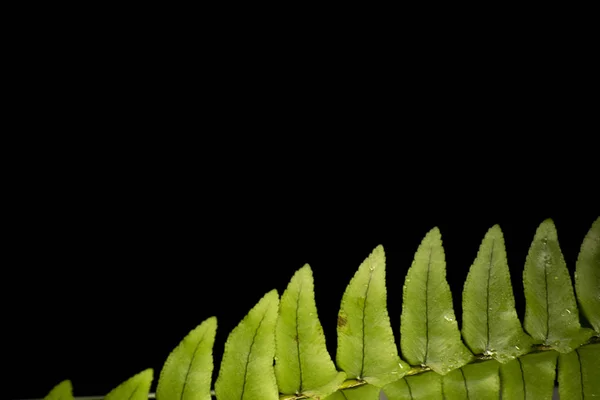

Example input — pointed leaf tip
[462,225,533,362]
[536,219,558,240]
[487,224,502,236]
[428,226,441,237]
[276,263,341,398]
[337,246,408,386]
[524,220,594,352]
[44,380,73,400]
[300,263,312,272]
[295,264,312,278]
[106,369,154,400]
[157,316,217,400]
[216,289,279,400]
[401,227,473,374]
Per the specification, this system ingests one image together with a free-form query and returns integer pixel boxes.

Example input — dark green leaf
[157,316,217,400]
[575,217,600,333]
[499,351,557,399]
[558,343,600,399]
[462,225,534,362]
[337,245,409,386]
[400,228,473,374]
[105,369,153,400]
[215,290,279,400]
[523,219,594,352]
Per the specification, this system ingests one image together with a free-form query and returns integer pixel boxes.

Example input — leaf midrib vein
[543,242,551,342]
[180,330,207,400]
[295,281,303,393]
[240,312,268,400]
[424,246,432,364]
[517,357,526,400]
[576,349,585,399]
[486,240,495,351]
[460,368,470,400]
[127,385,139,400]
[406,378,414,399]
[359,268,374,378]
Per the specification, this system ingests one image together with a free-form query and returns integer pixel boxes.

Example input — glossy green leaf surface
[337,245,409,386]
[327,384,381,400]
[43,380,73,400]
[442,359,499,400]
[275,264,345,398]
[382,371,443,400]
[105,369,153,400]
[523,219,594,352]
[558,343,600,400]
[575,217,600,333]
[157,316,217,400]
[499,351,557,400]
[215,290,279,400]
[400,228,473,374]
[462,225,533,362]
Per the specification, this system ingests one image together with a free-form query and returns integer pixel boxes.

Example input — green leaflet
[382,371,443,400]
[400,228,473,374]
[43,380,73,400]
[327,384,381,400]
[558,343,600,399]
[523,219,594,352]
[302,374,346,400]
[105,369,153,400]
[337,245,409,387]
[499,351,557,400]
[575,217,600,333]
[275,265,345,398]
[215,290,279,400]
[157,316,217,400]
[462,225,534,362]
[442,359,499,400]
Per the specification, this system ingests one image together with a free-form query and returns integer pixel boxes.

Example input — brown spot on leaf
[337,315,347,327]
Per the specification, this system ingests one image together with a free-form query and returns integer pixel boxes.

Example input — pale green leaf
[337,245,409,387]
[523,219,594,352]
[326,384,381,400]
[43,380,73,400]
[499,351,557,400]
[400,228,473,374]
[215,290,279,400]
[382,371,443,400]
[462,225,534,362]
[558,343,600,400]
[575,217,600,333]
[157,316,217,400]
[105,369,153,400]
[275,265,345,398]
[442,359,499,400]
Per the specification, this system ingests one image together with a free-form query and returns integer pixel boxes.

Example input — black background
[6,142,597,399]
[6,11,599,398]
